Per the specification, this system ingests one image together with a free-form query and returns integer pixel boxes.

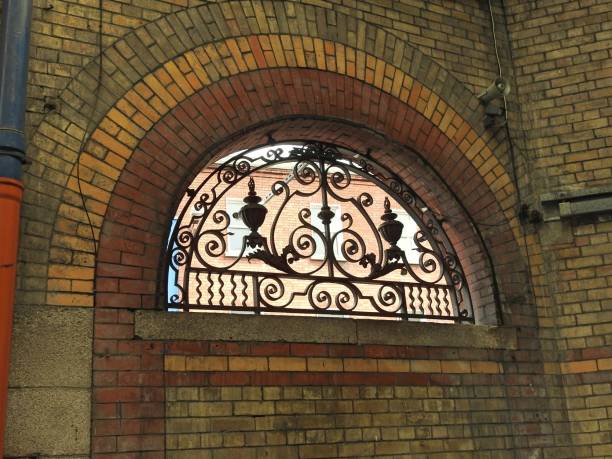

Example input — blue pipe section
[0,0,32,180]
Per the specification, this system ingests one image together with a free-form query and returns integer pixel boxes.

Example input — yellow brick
[292,36,306,67]
[165,356,186,372]
[66,177,110,203]
[47,279,71,291]
[124,90,160,122]
[307,358,343,372]
[46,292,93,307]
[562,360,598,374]
[597,358,612,370]
[72,280,94,293]
[335,43,346,75]
[377,359,411,373]
[115,129,138,150]
[344,358,378,372]
[411,360,441,373]
[183,73,201,92]
[90,129,132,159]
[269,357,306,372]
[115,98,136,117]
[165,83,185,105]
[189,402,232,417]
[424,93,439,119]
[440,361,471,374]
[52,233,94,253]
[165,60,196,96]
[269,35,286,67]
[106,108,144,138]
[373,59,385,88]
[544,362,560,374]
[185,356,227,371]
[48,265,94,280]
[390,70,404,98]
[228,357,268,371]
[470,361,501,374]
[79,153,121,181]
[313,38,326,70]
[225,40,248,73]
[145,72,177,107]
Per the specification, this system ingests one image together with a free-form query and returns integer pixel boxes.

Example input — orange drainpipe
[0,0,32,451]
[0,178,22,450]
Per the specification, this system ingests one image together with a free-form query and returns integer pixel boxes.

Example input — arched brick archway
[39,37,524,316]
[86,66,527,458]
[89,65,521,327]
[9,1,598,457]
[14,6,548,457]
[15,1,526,314]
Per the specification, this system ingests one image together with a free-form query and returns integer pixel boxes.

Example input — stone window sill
[135,311,517,350]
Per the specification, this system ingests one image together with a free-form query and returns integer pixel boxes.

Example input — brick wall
[5,0,610,458]
[503,1,612,457]
[90,310,553,459]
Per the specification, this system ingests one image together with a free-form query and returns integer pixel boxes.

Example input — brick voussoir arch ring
[28,6,517,309]
[93,67,514,326]
[48,37,518,309]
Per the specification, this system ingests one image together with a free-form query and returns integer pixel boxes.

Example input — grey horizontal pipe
[0,0,32,180]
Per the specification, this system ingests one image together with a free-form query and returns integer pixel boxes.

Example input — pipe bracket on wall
[541,186,612,222]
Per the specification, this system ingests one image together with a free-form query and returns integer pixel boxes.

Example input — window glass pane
[394,209,419,264]
[227,227,250,255]
[226,199,248,256]
[167,218,179,309]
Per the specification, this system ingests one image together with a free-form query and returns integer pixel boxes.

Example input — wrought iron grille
[164,142,474,322]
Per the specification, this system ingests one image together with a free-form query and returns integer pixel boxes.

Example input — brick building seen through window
[166,143,473,322]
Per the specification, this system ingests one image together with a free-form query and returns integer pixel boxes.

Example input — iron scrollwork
[165,142,474,322]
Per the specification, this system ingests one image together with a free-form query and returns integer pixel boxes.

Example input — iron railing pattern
[164,142,474,322]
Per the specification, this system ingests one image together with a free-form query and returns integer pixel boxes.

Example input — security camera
[477,77,510,104]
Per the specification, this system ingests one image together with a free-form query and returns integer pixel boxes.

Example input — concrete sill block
[135,311,517,349]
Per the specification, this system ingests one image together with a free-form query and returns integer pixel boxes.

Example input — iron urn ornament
[239,177,268,248]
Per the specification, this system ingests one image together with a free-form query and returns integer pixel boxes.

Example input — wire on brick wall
[75,0,103,259]
[488,0,536,295]
[488,0,503,79]
[489,3,546,458]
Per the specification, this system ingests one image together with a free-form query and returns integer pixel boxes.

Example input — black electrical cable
[488,0,536,297]
[75,0,103,258]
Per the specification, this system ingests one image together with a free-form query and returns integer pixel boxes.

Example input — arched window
[164,142,474,322]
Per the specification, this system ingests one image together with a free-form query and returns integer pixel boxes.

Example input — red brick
[96,293,142,308]
[164,372,208,386]
[93,436,117,453]
[117,434,164,452]
[121,402,164,419]
[209,342,247,355]
[363,345,399,358]
[94,355,141,371]
[117,371,164,386]
[289,343,330,356]
[328,344,363,357]
[208,372,250,386]
[95,387,142,403]
[165,342,209,354]
[95,324,134,339]
[250,342,291,356]
[94,419,120,436]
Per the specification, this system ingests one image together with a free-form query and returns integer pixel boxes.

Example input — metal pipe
[0,0,32,180]
[0,0,33,452]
